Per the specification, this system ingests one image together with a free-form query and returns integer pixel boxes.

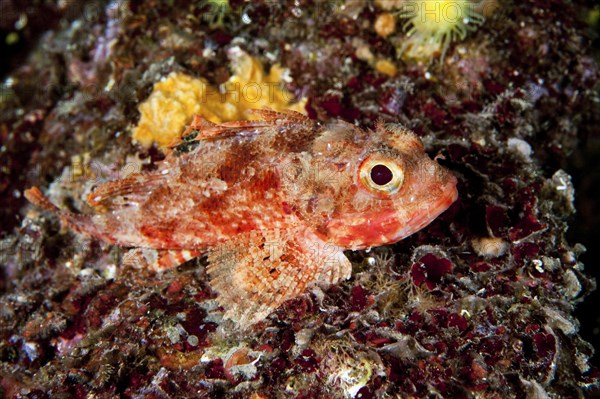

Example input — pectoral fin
[207,228,351,328]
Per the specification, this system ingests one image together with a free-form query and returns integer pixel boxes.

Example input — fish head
[317,123,458,249]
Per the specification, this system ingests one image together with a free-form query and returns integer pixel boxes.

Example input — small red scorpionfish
[25,109,458,327]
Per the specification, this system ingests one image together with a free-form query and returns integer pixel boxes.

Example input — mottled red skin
[25,109,458,326]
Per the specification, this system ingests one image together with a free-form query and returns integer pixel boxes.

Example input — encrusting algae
[132,48,307,148]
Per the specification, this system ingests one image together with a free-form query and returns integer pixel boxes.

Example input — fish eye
[359,157,404,194]
[370,164,393,186]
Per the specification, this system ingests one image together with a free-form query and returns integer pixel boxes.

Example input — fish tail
[24,186,61,213]
[24,186,117,244]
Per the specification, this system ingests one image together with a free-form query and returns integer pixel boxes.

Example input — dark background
[569,135,600,365]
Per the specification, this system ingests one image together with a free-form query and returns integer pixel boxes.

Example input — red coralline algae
[411,253,454,289]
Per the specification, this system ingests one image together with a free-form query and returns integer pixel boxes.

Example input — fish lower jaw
[326,183,458,250]
[390,185,458,243]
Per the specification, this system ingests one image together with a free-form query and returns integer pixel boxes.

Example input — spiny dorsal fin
[247,108,314,127]
[86,172,168,209]
[169,109,314,148]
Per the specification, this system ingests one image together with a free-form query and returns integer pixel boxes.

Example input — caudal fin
[24,187,61,213]
[24,186,117,244]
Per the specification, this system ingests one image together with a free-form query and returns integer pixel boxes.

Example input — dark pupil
[370,164,393,186]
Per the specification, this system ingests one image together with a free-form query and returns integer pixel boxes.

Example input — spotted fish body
[25,109,458,327]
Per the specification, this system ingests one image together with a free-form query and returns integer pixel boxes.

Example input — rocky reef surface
[1,1,599,398]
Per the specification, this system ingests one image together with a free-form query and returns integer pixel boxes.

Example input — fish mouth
[324,175,458,249]
[391,177,458,242]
